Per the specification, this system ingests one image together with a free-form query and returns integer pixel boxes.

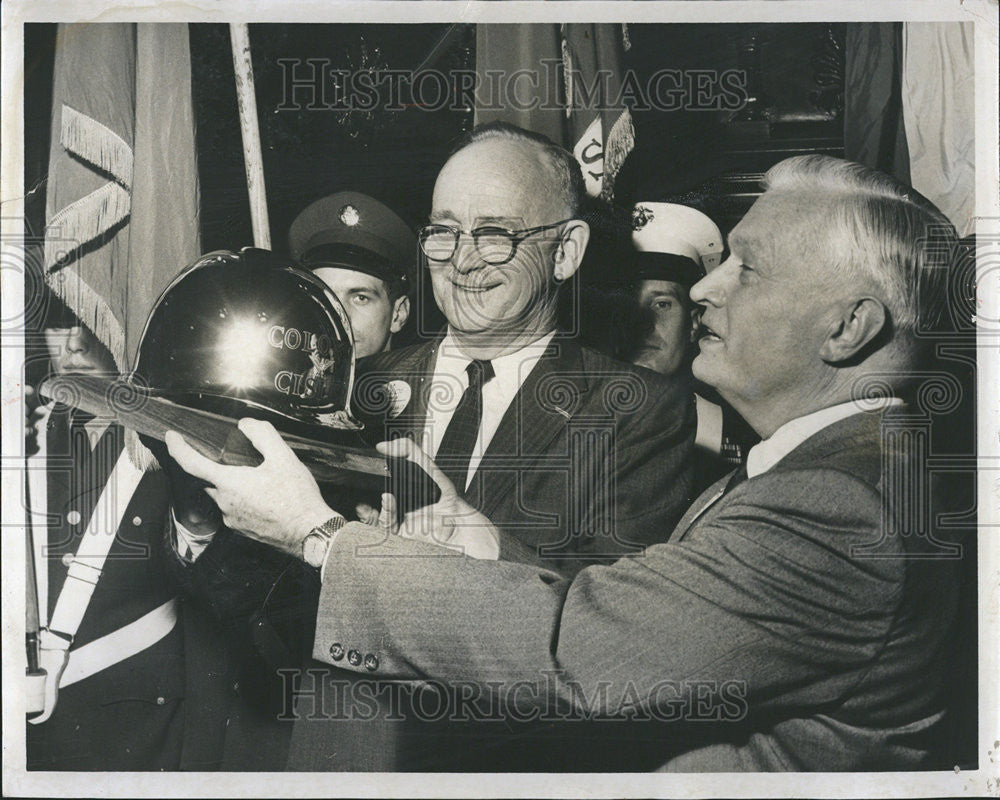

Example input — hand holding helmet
[165,419,335,558]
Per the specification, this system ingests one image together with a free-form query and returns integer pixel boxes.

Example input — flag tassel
[59,105,134,189]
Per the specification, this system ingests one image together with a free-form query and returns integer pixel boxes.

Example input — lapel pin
[385,380,411,419]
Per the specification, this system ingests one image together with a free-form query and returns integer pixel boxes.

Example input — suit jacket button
[347,649,362,666]
[66,510,81,526]
[364,653,378,672]
[329,642,344,661]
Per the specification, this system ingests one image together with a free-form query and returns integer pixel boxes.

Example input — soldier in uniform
[625,200,758,486]
[141,248,391,770]
[289,191,415,359]
[25,297,232,771]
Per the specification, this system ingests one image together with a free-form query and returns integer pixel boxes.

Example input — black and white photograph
[2,1,997,797]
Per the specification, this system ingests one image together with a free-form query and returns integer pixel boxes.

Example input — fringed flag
[43,24,201,469]
[44,23,201,371]
[561,24,634,203]
[475,23,634,203]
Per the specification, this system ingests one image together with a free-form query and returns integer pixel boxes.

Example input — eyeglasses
[418,219,575,266]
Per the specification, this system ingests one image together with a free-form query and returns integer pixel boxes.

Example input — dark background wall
[23,21,847,349]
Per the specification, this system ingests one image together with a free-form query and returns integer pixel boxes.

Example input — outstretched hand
[165,418,336,559]
[377,438,500,561]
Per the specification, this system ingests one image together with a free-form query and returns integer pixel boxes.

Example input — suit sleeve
[313,467,903,722]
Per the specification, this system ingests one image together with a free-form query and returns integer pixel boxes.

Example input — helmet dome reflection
[132,248,355,438]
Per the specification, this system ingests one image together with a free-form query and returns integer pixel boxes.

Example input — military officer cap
[289,191,416,288]
[629,202,724,288]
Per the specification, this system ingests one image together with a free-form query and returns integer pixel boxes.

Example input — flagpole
[229,23,271,249]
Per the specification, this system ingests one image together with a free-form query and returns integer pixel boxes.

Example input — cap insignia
[339,205,361,227]
[631,205,654,231]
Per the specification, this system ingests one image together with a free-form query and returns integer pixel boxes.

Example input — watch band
[302,515,346,568]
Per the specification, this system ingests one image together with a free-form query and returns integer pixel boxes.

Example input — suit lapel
[669,409,891,543]
[668,469,737,542]
[395,339,440,440]
[359,338,440,444]
[470,339,588,519]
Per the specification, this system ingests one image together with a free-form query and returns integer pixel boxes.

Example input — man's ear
[553,220,590,282]
[819,297,887,363]
[389,295,410,334]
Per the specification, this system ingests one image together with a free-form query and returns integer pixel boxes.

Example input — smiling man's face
[428,138,570,352]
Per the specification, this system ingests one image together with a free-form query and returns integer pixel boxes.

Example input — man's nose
[690,261,730,307]
[450,234,483,274]
[65,326,89,353]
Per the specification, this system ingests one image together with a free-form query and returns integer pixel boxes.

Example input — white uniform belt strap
[27,404,53,628]
[59,597,179,688]
[47,449,143,639]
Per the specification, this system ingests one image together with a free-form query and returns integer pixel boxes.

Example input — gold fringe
[561,27,574,119]
[125,428,161,473]
[60,104,134,188]
[44,265,127,372]
[601,108,635,203]
[45,181,131,270]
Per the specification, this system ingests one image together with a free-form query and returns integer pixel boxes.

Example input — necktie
[436,359,495,491]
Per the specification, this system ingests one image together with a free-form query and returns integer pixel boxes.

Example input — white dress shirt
[424,329,556,490]
[746,397,904,478]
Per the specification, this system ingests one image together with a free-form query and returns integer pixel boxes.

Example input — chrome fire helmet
[131,248,356,437]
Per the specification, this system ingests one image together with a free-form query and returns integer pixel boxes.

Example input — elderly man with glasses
[300,121,696,769]
[350,121,696,576]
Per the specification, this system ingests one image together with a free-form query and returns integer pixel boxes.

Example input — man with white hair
[166,154,971,770]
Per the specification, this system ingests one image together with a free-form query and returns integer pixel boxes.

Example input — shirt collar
[70,408,111,450]
[437,329,556,387]
[745,396,904,478]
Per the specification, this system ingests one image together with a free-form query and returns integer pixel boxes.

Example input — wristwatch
[302,516,346,569]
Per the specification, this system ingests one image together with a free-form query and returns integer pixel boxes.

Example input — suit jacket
[352,335,697,573]
[310,408,971,771]
[284,336,697,771]
[26,410,238,771]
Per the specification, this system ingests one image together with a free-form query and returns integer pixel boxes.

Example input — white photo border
[2,1,997,797]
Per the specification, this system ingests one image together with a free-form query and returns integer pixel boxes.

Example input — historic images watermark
[276,61,749,114]
[278,669,750,724]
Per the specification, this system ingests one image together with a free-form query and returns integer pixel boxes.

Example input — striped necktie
[436,359,495,492]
